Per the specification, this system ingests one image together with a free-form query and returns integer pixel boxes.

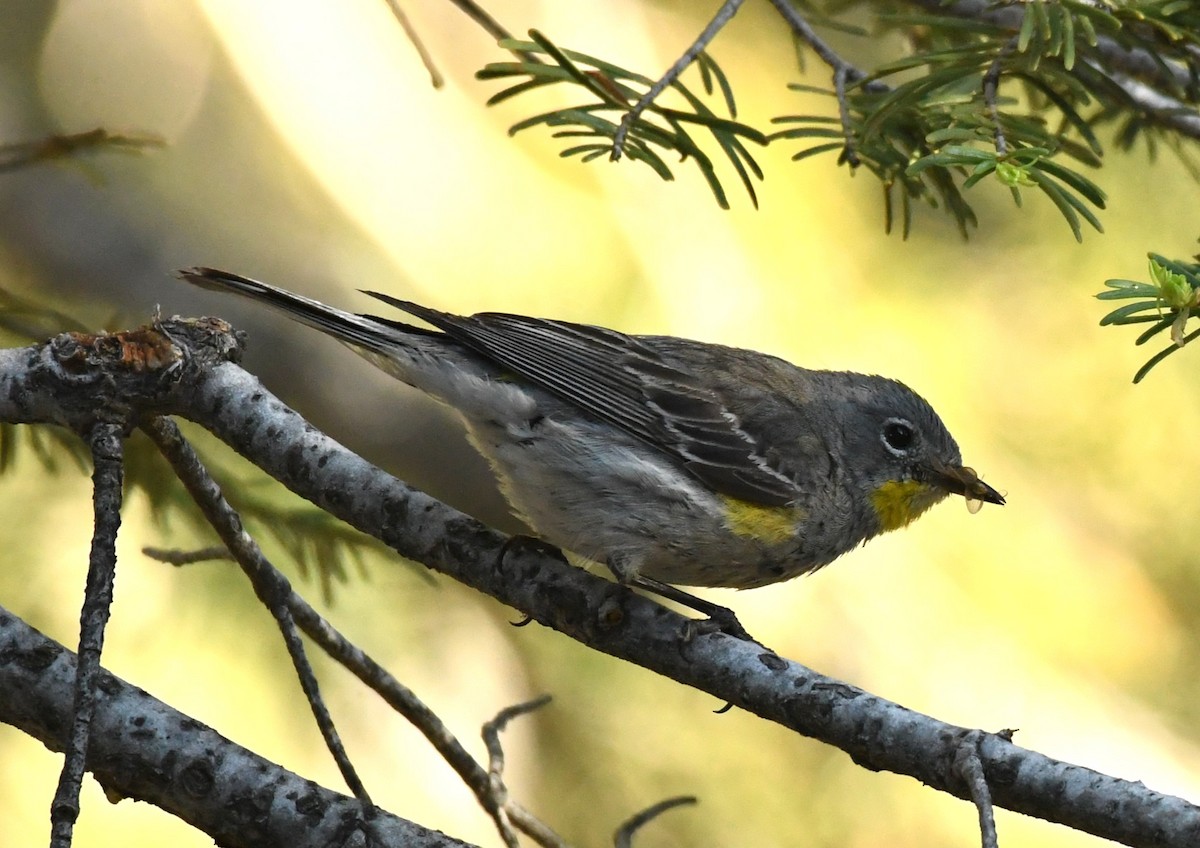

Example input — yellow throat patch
[870,480,940,532]
[720,495,801,543]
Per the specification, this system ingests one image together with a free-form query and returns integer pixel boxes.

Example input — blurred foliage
[126,426,411,604]
[1098,253,1200,382]
[0,128,162,175]
[0,284,92,339]
[0,293,402,603]
[0,416,398,604]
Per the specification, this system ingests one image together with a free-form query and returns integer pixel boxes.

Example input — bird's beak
[926,460,1005,507]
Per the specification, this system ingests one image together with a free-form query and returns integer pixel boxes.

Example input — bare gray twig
[141,416,375,811]
[384,0,444,88]
[767,0,888,93]
[611,0,747,161]
[480,695,556,848]
[954,730,1000,848]
[142,545,231,565]
[49,420,124,848]
[614,796,697,848]
[140,415,567,848]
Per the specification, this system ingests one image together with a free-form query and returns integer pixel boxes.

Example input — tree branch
[383,0,445,88]
[141,415,373,807]
[0,603,473,848]
[3,318,1200,846]
[51,420,124,848]
[901,0,1200,140]
[441,0,541,63]
[1097,66,1200,139]
[768,0,887,92]
[612,0,746,160]
[139,414,568,848]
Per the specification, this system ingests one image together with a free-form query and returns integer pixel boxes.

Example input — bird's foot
[498,534,569,627]
[627,574,763,646]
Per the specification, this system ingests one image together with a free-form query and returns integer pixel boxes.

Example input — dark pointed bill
[926,461,1005,513]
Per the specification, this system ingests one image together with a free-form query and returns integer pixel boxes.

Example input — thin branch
[443,0,514,43]
[983,39,1019,157]
[613,796,697,848]
[902,0,1200,140]
[767,0,888,92]
[480,696,555,848]
[140,416,374,810]
[289,572,567,847]
[290,562,566,847]
[903,0,1191,86]
[443,0,540,64]
[833,65,859,166]
[50,420,124,848]
[482,695,553,780]
[142,545,230,565]
[139,416,566,848]
[954,730,1000,848]
[1102,67,1200,140]
[0,128,163,173]
[383,0,444,88]
[612,0,747,160]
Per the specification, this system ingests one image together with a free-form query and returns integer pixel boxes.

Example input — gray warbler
[180,268,1004,630]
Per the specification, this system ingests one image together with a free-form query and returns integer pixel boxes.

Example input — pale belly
[465,415,867,589]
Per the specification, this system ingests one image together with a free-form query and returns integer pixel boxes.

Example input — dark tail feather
[177,267,410,354]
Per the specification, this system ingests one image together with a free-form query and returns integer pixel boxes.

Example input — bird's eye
[881,418,916,455]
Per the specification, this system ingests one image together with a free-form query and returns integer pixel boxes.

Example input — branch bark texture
[0,604,472,848]
[1,319,1198,847]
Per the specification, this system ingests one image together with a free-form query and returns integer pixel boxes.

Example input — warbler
[180,268,1003,620]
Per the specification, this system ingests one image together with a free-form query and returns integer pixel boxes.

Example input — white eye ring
[881,417,916,456]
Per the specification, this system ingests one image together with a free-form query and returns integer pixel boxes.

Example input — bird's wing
[364,292,799,506]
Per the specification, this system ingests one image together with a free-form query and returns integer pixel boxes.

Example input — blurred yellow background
[2,1,1198,846]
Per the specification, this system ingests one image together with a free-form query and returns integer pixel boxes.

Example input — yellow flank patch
[720,495,800,543]
[870,480,937,532]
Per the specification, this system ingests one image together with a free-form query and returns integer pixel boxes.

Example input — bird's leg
[627,575,756,643]
[605,553,755,642]
[500,541,758,643]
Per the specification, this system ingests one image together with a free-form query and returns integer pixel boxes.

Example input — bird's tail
[178,267,415,357]
[177,267,511,413]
